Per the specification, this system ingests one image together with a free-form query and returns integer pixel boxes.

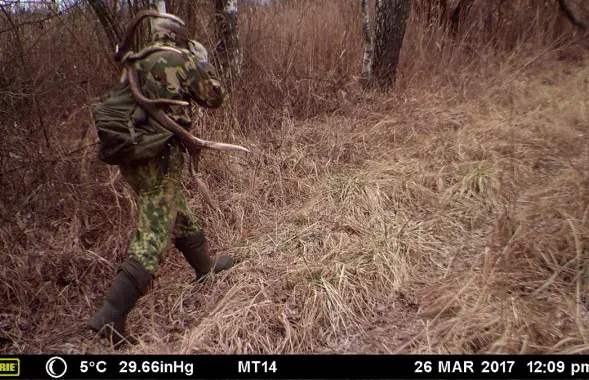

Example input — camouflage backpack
[92,66,175,166]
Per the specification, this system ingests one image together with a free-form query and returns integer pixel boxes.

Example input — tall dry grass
[1,0,588,354]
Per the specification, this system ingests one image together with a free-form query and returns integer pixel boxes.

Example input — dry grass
[1,0,589,354]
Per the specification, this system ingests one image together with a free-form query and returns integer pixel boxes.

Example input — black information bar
[1,355,589,379]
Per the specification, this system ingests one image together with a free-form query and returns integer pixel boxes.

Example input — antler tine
[123,45,186,64]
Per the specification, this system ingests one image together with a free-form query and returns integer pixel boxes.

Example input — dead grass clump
[392,58,589,354]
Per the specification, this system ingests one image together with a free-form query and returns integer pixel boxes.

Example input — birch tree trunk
[372,0,410,87]
[214,0,241,84]
[360,0,374,88]
[150,0,167,31]
[150,1,167,14]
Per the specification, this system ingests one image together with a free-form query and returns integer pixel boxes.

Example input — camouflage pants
[119,144,201,276]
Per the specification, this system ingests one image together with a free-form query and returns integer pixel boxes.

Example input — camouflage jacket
[127,38,227,130]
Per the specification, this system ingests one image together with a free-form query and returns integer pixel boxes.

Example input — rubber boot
[174,229,234,282]
[89,257,153,347]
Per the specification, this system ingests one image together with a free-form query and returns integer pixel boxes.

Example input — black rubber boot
[89,257,153,347]
[174,229,234,281]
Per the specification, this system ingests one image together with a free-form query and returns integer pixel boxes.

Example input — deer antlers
[120,43,250,155]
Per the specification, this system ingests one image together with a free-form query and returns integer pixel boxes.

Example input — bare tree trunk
[150,0,167,13]
[185,1,195,33]
[214,0,241,85]
[150,0,167,31]
[87,0,124,52]
[372,0,411,87]
[360,0,374,88]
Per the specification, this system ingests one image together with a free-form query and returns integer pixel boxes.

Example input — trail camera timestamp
[415,360,515,375]
[527,360,589,376]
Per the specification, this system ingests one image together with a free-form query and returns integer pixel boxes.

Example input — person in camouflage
[89,17,234,347]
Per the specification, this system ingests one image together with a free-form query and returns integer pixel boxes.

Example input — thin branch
[0,3,77,35]
[87,0,124,51]
[558,0,587,30]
